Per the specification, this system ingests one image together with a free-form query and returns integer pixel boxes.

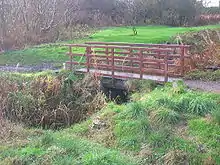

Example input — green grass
[1,80,220,164]
[189,119,220,163]
[0,25,219,66]
[0,132,136,165]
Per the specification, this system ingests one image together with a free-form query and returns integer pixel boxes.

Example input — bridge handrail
[65,42,191,82]
[65,44,173,52]
[85,42,191,48]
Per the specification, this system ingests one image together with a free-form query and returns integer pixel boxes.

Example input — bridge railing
[85,42,191,76]
[65,43,190,82]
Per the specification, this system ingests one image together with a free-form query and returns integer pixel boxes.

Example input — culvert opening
[101,87,129,104]
[100,77,130,104]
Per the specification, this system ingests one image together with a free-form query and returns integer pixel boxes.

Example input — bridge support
[100,77,129,104]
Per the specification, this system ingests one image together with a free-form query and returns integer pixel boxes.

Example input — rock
[91,116,107,130]
[197,144,206,153]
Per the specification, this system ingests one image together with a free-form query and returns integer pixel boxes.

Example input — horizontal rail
[67,52,190,59]
[66,53,175,63]
[65,44,173,52]
[85,42,191,48]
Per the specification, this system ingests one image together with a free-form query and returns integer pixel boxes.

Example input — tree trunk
[0,0,6,50]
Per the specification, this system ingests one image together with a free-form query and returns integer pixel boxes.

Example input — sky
[204,0,219,7]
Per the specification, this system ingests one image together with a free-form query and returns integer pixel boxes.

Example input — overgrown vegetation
[171,28,220,72]
[185,70,220,81]
[1,77,219,164]
[0,71,106,129]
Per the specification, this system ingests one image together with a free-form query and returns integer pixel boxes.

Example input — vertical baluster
[158,47,161,70]
[69,46,73,70]
[111,48,115,78]
[129,48,133,72]
[86,47,92,72]
[180,46,185,76]
[164,51,169,82]
[140,49,143,79]
[105,47,109,69]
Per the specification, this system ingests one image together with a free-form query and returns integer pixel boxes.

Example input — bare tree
[0,0,204,50]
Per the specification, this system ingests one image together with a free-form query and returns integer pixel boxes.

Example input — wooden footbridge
[65,42,190,82]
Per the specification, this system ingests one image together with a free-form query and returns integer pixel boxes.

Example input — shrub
[116,101,147,120]
[171,81,187,94]
[156,98,178,110]
[127,102,146,119]
[185,70,220,81]
[150,108,181,125]
[187,97,217,116]
[2,73,106,129]
[212,109,220,125]
[148,127,173,148]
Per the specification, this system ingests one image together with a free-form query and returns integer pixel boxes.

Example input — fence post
[111,48,115,78]
[105,47,109,69]
[69,46,73,70]
[139,49,144,79]
[180,46,185,76]
[129,48,134,72]
[164,52,169,82]
[158,47,161,69]
[86,46,92,72]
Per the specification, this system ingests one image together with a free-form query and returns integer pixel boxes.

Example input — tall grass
[0,72,106,129]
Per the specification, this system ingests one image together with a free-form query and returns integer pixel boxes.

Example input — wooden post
[69,46,73,70]
[129,48,133,72]
[111,48,115,78]
[180,46,185,76]
[158,47,161,69]
[86,47,92,72]
[105,47,109,69]
[139,50,144,79]
[164,52,169,82]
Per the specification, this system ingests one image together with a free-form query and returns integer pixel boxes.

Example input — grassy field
[0,25,219,66]
[1,74,220,164]
[1,25,220,164]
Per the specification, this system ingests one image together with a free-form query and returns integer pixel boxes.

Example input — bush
[148,127,174,148]
[185,70,220,81]
[187,97,217,116]
[150,108,181,125]
[2,73,106,129]
[212,109,220,125]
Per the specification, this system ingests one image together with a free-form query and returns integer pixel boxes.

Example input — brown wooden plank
[142,68,165,75]
[66,44,173,52]
[85,42,191,48]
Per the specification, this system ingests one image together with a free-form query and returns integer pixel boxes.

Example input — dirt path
[1,65,220,93]
[0,64,61,72]
[185,80,220,93]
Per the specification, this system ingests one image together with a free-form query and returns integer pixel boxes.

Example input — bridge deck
[76,68,181,82]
